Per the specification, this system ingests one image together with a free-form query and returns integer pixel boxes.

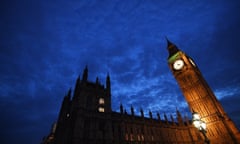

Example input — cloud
[213,85,240,129]
[1,0,240,144]
[111,72,188,118]
[215,86,240,100]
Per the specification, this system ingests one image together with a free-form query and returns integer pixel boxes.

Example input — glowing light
[192,112,200,120]
[98,107,104,112]
[201,121,207,130]
[192,112,207,131]
[99,98,104,104]
[193,120,201,129]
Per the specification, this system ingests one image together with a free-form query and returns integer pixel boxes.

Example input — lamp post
[192,111,210,144]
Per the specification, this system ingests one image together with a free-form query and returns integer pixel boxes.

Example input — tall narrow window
[99,98,105,104]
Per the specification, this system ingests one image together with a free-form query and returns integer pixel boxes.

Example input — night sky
[1,0,240,144]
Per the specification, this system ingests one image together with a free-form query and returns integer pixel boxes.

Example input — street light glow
[192,111,210,144]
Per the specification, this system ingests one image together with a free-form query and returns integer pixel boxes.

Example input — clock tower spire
[166,37,179,58]
[166,39,240,143]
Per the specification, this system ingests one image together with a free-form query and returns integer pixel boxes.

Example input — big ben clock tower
[166,39,240,143]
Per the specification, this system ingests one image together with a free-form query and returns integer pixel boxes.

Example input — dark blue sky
[1,0,240,144]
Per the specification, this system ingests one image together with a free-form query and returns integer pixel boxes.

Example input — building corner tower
[166,39,240,143]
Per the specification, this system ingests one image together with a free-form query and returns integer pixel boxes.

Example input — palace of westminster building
[42,40,240,144]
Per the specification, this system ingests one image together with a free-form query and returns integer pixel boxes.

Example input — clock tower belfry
[166,39,240,143]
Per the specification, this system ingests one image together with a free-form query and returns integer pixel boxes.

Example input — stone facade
[167,39,240,143]
[42,40,240,144]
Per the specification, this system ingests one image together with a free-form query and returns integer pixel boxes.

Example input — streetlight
[192,111,210,144]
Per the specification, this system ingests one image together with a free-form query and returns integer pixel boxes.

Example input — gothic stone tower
[167,39,240,143]
[54,66,113,144]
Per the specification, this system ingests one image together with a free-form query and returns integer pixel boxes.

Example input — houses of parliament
[42,40,240,144]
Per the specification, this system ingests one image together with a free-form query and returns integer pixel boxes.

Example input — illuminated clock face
[173,59,184,70]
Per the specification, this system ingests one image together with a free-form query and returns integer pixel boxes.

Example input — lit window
[130,134,134,141]
[125,134,128,141]
[99,98,105,104]
[98,107,105,112]
[137,135,140,141]
[141,135,144,141]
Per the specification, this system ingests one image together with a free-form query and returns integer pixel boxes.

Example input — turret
[157,112,161,121]
[96,77,99,84]
[140,108,144,118]
[120,103,123,114]
[149,110,153,119]
[82,65,88,82]
[131,105,134,116]
[184,115,190,125]
[166,38,179,58]
[176,109,183,125]
[105,73,112,112]
[106,73,111,95]
[170,114,175,125]
[164,113,168,124]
